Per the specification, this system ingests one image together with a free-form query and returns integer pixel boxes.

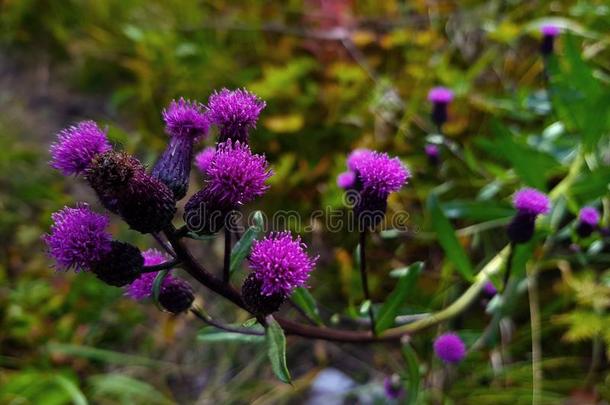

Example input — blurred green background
[1,1,610,404]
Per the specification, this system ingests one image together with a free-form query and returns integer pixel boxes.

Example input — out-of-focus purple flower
[425,144,440,165]
[194,146,216,175]
[125,249,176,300]
[513,188,550,215]
[337,171,356,189]
[541,24,561,37]
[434,332,466,364]
[50,121,112,175]
[576,206,601,238]
[351,151,410,198]
[162,98,209,140]
[206,88,266,143]
[383,375,404,400]
[579,206,600,227]
[427,87,454,104]
[346,148,373,171]
[43,204,112,272]
[248,231,318,296]
[540,24,561,55]
[483,281,497,297]
[206,140,272,206]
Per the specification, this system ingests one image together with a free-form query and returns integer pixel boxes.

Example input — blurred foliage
[1,0,610,403]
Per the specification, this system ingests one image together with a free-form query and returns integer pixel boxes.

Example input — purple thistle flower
[483,281,497,297]
[50,121,112,175]
[434,332,466,364]
[162,98,209,140]
[427,87,454,104]
[248,231,318,296]
[125,249,176,300]
[579,206,600,227]
[541,24,561,37]
[513,188,550,215]
[383,375,405,400]
[206,88,266,143]
[352,151,410,198]
[206,140,272,206]
[43,204,112,272]
[337,171,356,189]
[194,146,216,175]
[425,144,440,165]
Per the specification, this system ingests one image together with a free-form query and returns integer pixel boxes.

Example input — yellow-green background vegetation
[1,1,609,403]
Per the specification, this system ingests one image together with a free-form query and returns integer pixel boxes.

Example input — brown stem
[163,225,402,343]
[223,226,231,283]
[191,308,264,336]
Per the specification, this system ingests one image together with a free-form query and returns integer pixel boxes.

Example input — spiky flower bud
[183,187,235,235]
[86,150,176,233]
[152,99,209,199]
[158,278,195,314]
[242,273,286,315]
[576,206,600,238]
[90,241,143,287]
[425,144,440,166]
[540,24,560,55]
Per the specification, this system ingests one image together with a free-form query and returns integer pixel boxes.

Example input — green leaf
[441,200,514,221]
[265,316,292,384]
[230,211,264,274]
[152,269,169,309]
[291,287,323,325]
[486,120,558,189]
[197,327,265,343]
[375,262,424,334]
[359,299,371,316]
[428,194,474,281]
[401,343,421,405]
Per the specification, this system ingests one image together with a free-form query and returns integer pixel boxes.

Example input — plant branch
[141,260,181,273]
[191,308,264,336]
[223,226,231,284]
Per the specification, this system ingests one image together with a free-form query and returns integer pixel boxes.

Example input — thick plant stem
[223,226,231,283]
[528,263,542,405]
[359,230,376,335]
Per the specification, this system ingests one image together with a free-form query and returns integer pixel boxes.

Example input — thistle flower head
[43,204,112,272]
[337,171,356,189]
[579,206,600,226]
[125,249,176,300]
[427,87,454,104]
[433,332,466,364]
[513,188,550,215]
[541,24,561,37]
[206,88,266,142]
[351,151,410,197]
[248,231,318,296]
[383,375,404,400]
[425,144,440,158]
[50,121,112,175]
[206,140,272,206]
[194,146,216,175]
[483,281,497,297]
[162,98,209,140]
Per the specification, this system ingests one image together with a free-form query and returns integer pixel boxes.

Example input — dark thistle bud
[540,24,560,56]
[206,88,266,144]
[576,206,600,238]
[183,187,235,235]
[427,87,454,128]
[86,151,176,233]
[344,149,410,229]
[151,99,209,199]
[507,188,550,244]
[90,241,144,287]
[158,278,195,314]
[425,144,440,166]
[242,273,286,315]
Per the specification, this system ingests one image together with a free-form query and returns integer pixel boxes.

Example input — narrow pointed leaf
[401,343,421,405]
[291,287,323,325]
[230,210,264,274]
[265,316,291,384]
